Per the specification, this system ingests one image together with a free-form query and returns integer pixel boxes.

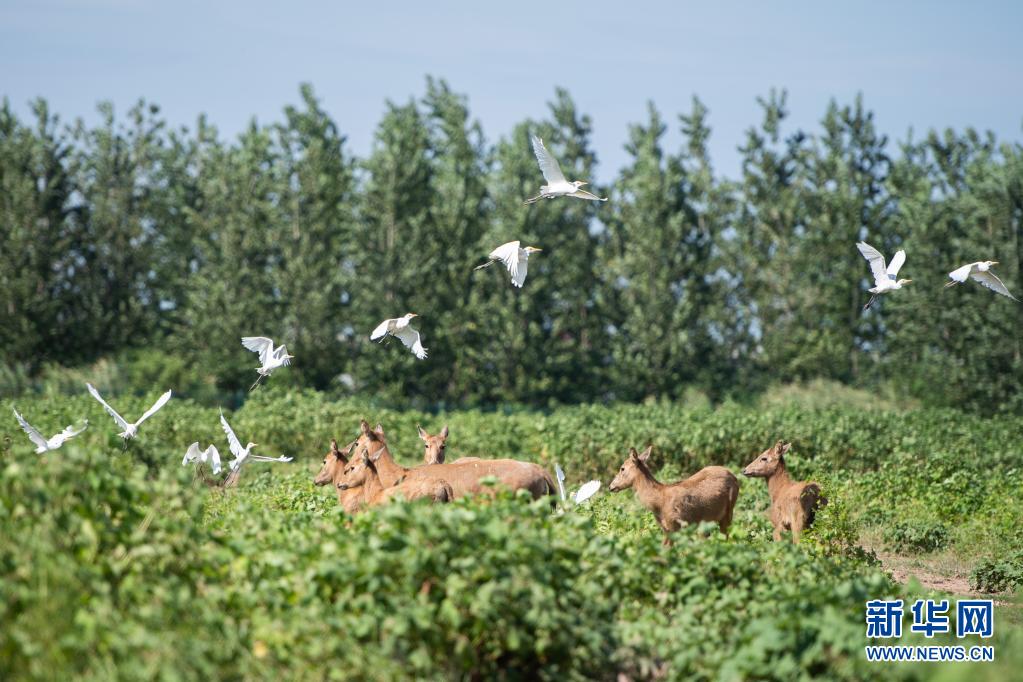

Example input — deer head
[608,446,653,492]
[418,424,449,464]
[357,419,388,461]
[337,451,377,491]
[314,438,355,486]
[742,440,791,478]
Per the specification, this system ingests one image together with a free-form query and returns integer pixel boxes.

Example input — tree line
[2,80,1021,412]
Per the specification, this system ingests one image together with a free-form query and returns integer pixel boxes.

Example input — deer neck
[766,461,794,500]
[363,466,387,502]
[371,444,407,487]
[632,464,665,511]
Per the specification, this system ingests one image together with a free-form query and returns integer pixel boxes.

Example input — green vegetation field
[2,389,1022,680]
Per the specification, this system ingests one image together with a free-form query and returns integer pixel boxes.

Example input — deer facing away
[741,440,826,543]
[608,446,740,546]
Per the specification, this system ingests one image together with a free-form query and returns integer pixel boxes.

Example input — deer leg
[791,517,805,543]
[772,525,783,542]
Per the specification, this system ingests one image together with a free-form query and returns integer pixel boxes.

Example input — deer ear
[628,447,639,459]
[780,442,792,455]
[330,439,339,454]
[638,446,653,462]
[440,425,449,439]
[360,420,372,435]
[374,424,385,437]
[417,424,428,441]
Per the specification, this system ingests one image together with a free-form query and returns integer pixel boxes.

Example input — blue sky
[2,0,1021,180]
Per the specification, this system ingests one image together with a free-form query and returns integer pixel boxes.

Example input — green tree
[0,99,76,366]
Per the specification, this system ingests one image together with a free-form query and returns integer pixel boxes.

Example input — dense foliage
[2,393,1021,679]
[2,84,1022,411]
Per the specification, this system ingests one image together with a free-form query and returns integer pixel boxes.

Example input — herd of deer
[314,420,827,545]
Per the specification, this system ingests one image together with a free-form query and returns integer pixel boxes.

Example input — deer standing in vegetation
[741,440,826,543]
[313,439,362,513]
[608,446,740,546]
[418,425,448,464]
[354,420,556,500]
[337,449,455,507]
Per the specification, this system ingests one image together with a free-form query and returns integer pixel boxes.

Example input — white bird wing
[948,263,975,283]
[249,454,293,463]
[887,249,906,277]
[490,241,526,287]
[273,345,292,367]
[971,270,1018,300]
[242,336,275,365]
[567,189,607,202]
[370,319,392,341]
[512,257,528,288]
[856,242,889,286]
[220,411,245,458]
[531,136,566,184]
[53,421,87,446]
[572,480,601,504]
[86,383,129,430]
[134,390,171,428]
[13,408,48,449]
[554,463,567,502]
[393,325,428,360]
[204,445,222,474]
[183,442,201,465]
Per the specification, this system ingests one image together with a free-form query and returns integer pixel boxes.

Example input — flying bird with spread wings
[182,442,223,475]
[242,336,294,391]
[945,261,1018,301]
[370,313,428,360]
[856,241,912,311]
[86,383,172,439]
[220,410,292,473]
[13,407,87,453]
[475,241,543,287]
[524,136,607,205]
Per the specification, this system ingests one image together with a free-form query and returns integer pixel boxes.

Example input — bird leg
[249,374,264,392]
[943,281,959,288]
[523,193,543,205]
[862,295,877,312]
[474,260,496,271]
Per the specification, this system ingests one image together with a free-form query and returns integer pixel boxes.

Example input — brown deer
[337,450,455,507]
[354,420,556,500]
[741,440,826,543]
[608,446,740,546]
[313,439,362,513]
[417,424,448,464]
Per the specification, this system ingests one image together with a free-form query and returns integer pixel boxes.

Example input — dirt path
[873,550,1014,606]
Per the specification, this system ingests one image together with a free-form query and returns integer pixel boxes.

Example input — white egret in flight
[945,261,1018,300]
[220,410,292,473]
[572,480,601,504]
[242,336,294,391]
[554,462,601,504]
[86,383,172,439]
[524,136,607,205]
[555,463,567,502]
[475,241,542,288]
[13,407,87,453]
[370,314,427,360]
[182,442,222,475]
[857,241,912,311]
